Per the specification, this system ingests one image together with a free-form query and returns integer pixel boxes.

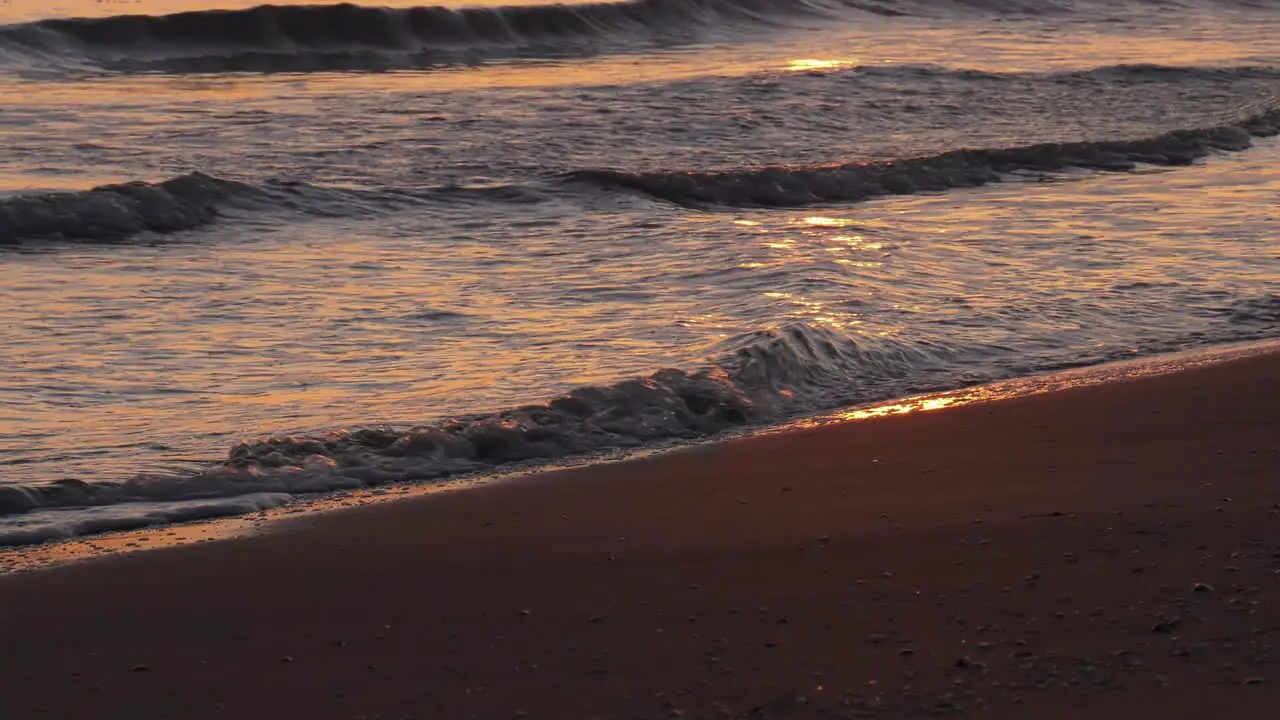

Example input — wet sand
[1,352,1278,719]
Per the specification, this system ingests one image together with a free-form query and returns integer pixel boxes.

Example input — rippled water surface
[1,0,1278,544]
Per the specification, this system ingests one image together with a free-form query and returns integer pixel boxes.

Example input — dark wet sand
[1,352,1279,719]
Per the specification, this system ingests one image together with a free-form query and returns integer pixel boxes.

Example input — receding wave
[3,301,1279,546]
[0,0,839,74]
[0,322,968,544]
[565,104,1280,208]
[0,172,537,245]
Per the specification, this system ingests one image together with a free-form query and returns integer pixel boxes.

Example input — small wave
[0,172,259,244]
[0,0,841,74]
[0,172,538,245]
[1226,294,1280,325]
[564,105,1280,208]
[0,323,970,542]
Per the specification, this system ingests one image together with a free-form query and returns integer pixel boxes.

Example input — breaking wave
[0,0,839,74]
[3,0,1279,73]
[0,173,258,244]
[566,105,1280,208]
[0,323,969,543]
[0,172,537,245]
[7,80,1278,246]
[2,297,1277,546]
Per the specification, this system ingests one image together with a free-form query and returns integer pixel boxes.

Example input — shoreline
[0,346,1277,718]
[3,337,1277,574]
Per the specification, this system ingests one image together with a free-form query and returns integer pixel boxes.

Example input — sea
[0,0,1277,547]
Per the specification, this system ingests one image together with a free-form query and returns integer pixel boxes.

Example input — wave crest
[0,173,539,245]
[566,106,1280,208]
[0,172,257,244]
[0,0,838,73]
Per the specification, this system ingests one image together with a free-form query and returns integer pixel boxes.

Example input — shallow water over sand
[1,0,1277,543]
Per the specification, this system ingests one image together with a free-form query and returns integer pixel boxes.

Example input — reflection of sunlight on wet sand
[789,390,983,429]
[787,338,1280,433]
[839,395,961,420]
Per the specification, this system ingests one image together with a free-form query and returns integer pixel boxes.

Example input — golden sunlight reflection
[841,396,960,420]
[790,388,998,430]
[785,59,860,73]
[785,342,1280,434]
[733,214,888,331]
[802,216,858,228]
[833,234,884,251]
[764,291,844,328]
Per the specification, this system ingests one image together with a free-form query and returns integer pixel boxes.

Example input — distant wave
[566,105,1280,207]
[6,89,1276,243]
[0,0,841,74]
[0,172,538,245]
[3,0,1278,74]
[5,66,1276,244]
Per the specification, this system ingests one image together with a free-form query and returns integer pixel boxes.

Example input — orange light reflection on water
[730,212,888,331]
[802,216,858,228]
[785,58,859,73]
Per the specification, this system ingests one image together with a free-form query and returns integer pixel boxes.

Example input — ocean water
[0,0,1277,546]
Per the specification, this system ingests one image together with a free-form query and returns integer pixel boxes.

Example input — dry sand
[1,352,1278,719]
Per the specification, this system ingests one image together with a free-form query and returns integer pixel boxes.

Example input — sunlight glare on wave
[784,58,859,73]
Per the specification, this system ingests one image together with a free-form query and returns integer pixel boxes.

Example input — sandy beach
[2,351,1278,719]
